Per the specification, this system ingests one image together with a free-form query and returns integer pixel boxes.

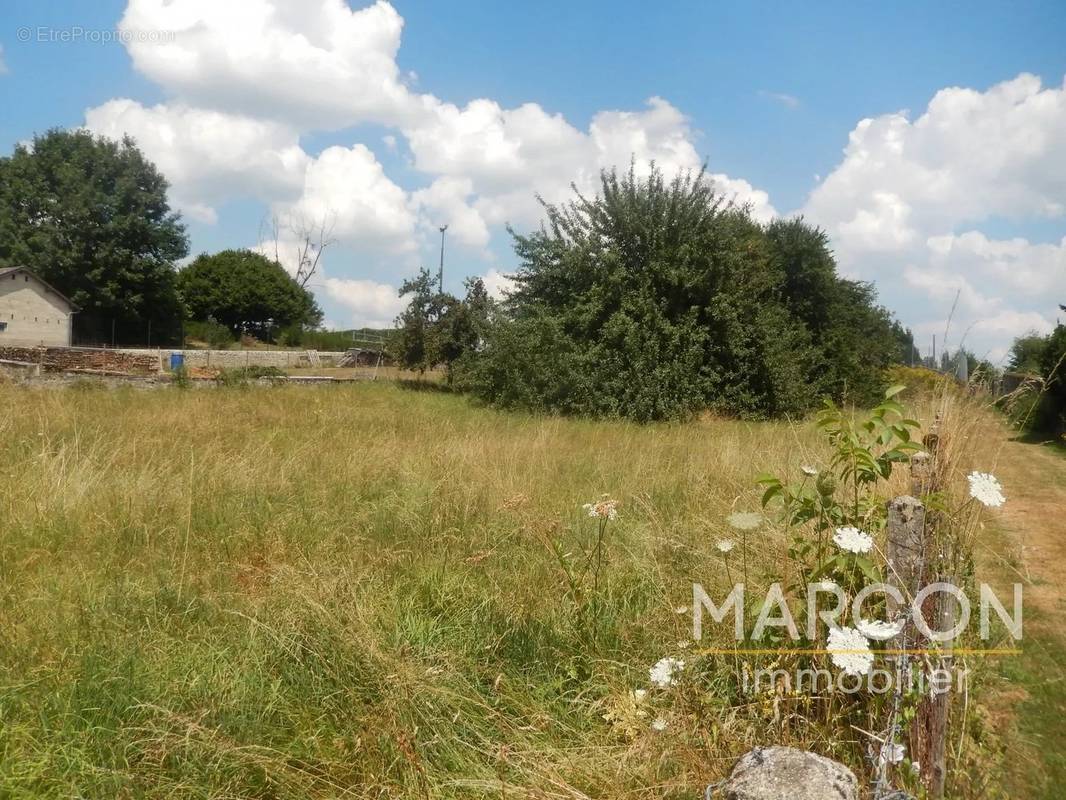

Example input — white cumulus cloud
[803,73,1066,360]
[84,99,309,222]
[118,0,420,128]
[323,277,405,328]
[99,0,775,280]
[281,144,417,252]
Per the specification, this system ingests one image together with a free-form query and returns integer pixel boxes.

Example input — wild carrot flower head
[801,464,818,477]
[727,511,762,531]
[967,471,1005,508]
[649,657,684,688]
[826,626,874,675]
[583,496,619,520]
[716,539,736,553]
[857,617,905,641]
[833,526,873,554]
[651,716,668,731]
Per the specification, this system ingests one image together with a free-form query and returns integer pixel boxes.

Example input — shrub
[216,366,286,386]
[461,164,902,421]
[184,319,234,349]
[884,365,945,399]
[1004,323,1066,437]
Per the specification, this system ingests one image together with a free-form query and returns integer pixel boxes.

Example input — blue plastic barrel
[170,352,185,371]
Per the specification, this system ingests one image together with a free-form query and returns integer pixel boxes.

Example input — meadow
[0,379,1057,798]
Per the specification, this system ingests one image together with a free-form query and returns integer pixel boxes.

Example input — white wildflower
[727,511,762,531]
[583,497,619,520]
[674,605,689,615]
[649,657,685,688]
[801,464,818,477]
[877,742,906,768]
[857,618,906,641]
[651,716,668,731]
[826,626,874,675]
[631,688,647,704]
[833,526,874,554]
[716,539,736,553]
[967,471,1005,508]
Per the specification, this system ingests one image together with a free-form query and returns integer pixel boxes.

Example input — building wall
[0,272,73,347]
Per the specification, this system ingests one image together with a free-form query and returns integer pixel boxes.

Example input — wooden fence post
[885,424,951,799]
[886,495,926,627]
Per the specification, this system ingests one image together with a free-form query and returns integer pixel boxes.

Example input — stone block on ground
[719,746,857,800]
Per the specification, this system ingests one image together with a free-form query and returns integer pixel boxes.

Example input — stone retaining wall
[115,348,347,369]
[0,345,347,375]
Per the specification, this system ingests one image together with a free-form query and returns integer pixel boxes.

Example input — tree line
[395,164,916,421]
[0,129,322,347]
[2,128,925,422]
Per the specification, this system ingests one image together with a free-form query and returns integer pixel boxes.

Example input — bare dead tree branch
[291,211,337,288]
[255,210,337,287]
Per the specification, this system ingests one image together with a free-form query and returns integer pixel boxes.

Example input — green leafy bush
[184,319,235,349]
[216,366,286,386]
[1004,323,1066,437]
[458,164,903,421]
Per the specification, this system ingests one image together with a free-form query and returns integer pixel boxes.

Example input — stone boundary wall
[0,345,347,375]
[114,348,347,370]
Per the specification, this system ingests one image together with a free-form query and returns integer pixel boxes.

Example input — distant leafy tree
[461,164,902,421]
[1008,332,1050,373]
[0,129,189,344]
[393,271,495,379]
[440,278,494,367]
[890,321,918,366]
[393,269,447,374]
[178,249,322,342]
[765,218,901,405]
[1031,324,1066,434]
[1004,319,1066,435]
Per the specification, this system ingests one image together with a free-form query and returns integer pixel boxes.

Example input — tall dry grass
[0,378,1023,798]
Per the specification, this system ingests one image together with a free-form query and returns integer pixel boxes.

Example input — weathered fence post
[884,424,951,799]
[886,495,926,625]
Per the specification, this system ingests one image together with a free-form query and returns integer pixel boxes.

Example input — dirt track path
[993,435,1066,624]
[987,432,1066,796]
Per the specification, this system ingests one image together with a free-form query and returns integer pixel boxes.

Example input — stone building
[0,267,77,347]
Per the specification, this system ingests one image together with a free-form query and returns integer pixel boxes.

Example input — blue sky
[2,1,1065,359]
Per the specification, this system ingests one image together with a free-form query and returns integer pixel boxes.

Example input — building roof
[0,266,80,311]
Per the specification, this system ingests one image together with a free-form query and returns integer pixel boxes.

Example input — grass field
[0,379,1055,798]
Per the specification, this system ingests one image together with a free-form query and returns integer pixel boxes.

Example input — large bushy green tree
[178,249,322,342]
[457,164,903,421]
[0,129,188,344]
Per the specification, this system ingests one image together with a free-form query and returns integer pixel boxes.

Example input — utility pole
[438,224,448,294]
